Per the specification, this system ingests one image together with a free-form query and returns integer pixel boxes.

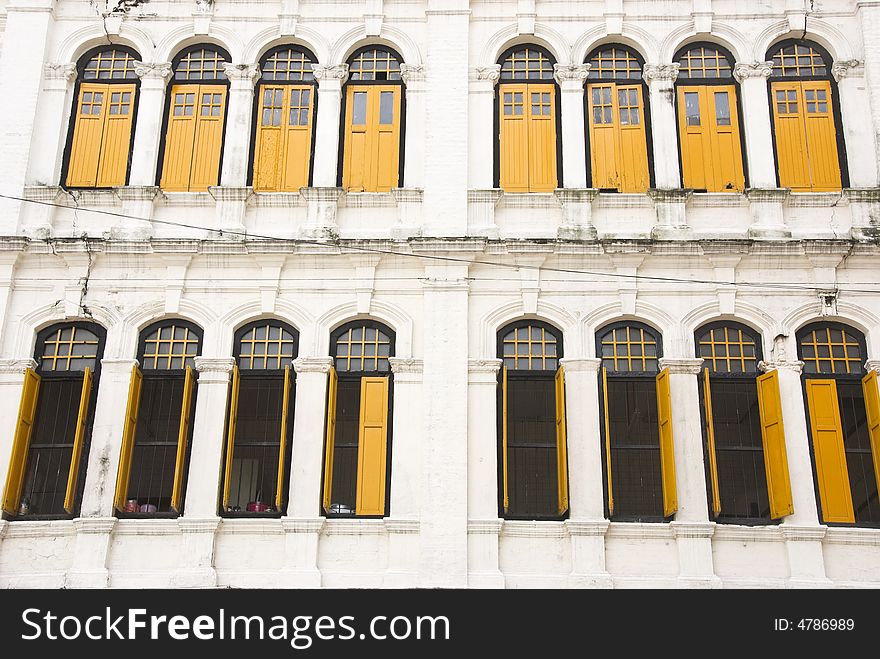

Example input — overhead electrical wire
[1,192,878,294]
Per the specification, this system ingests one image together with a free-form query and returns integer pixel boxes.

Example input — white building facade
[0,0,878,588]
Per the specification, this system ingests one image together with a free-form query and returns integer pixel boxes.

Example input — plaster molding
[643,63,680,83]
[832,59,865,81]
[658,358,704,375]
[553,63,590,84]
[133,61,173,82]
[43,62,77,82]
[559,357,602,373]
[733,61,773,82]
[312,64,349,84]
[293,356,333,374]
[0,358,38,375]
[759,360,805,375]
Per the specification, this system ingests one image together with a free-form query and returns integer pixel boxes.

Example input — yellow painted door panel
[499,84,530,192]
[678,86,745,192]
[114,365,143,512]
[756,370,794,519]
[527,84,558,192]
[1,368,40,515]
[802,81,842,191]
[322,367,338,513]
[64,367,92,514]
[189,86,226,191]
[160,85,199,191]
[254,85,314,192]
[702,370,721,517]
[253,86,285,191]
[282,86,314,191]
[375,87,401,192]
[861,371,880,500]
[806,379,854,523]
[355,377,389,516]
[67,84,109,187]
[589,84,649,192]
[95,84,136,187]
[678,87,710,191]
[616,85,650,193]
[588,84,621,190]
[502,366,509,512]
[343,86,400,192]
[343,88,371,191]
[554,367,569,515]
[708,87,745,192]
[656,368,677,517]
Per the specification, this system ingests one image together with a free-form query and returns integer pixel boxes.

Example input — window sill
[605,521,675,540]
[784,191,847,208]
[500,519,567,538]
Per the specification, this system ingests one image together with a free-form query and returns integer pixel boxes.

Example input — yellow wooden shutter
[283,86,315,191]
[170,365,195,514]
[678,86,711,192]
[502,366,510,513]
[275,365,292,510]
[588,83,621,191]
[64,367,92,514]
[802,80,842,192]
[707,86,745,192]
[160,85,199,191]
[772,81,812,191]
[702,369,721,517]
[756,369,794,519]
[355,376,389,516]
[253,86,286,191]
[374,86,401,192]
[602,367,614,516]
[114,365,143,512]
[805,379,854,523]
[656,367,678,517]
[322,366,338,513]
[189,85,226,191]
[95,84,136,187]
[555,367,569,516]
[617,85,650,193]
[67,83,110,187]
[527,84,558,192]
[861,371,880,504]
[222,364,240,511]
[499,84,530,193]
[343,86,371,192]
[1,368,41,515]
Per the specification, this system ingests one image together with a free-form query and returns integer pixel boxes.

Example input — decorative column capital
[134,61,173,83]
[389,357,424,374]
[553,63,590,86]
[733,61,773,83]
[865,360,880,374]
[312,64,349,86]
[469,65,501,85]
[643,63,680,83]
[400,63,426,85]
[759,360,805,375]
[293,356,333,374]
[559,357,602,373]
[468,358,502,374]
[43,62,77,83]
[194,357,236,381]
[223,63,261,90]
[658,358,704,375]
[832,59,865,82]
[0,358,38,375]
[100,359,139,373]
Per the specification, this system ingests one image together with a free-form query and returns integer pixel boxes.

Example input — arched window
[696,322,792,523]
[159,45,230,192]
[2,322,106,518]
[114,321,201,516]
[323,321,394,517]
[497,46,559,193]
[64,47,140,188]
[251,46,317,192]
[222,321,298,516]
[586,46,650,192]
[768,41,845,192]
[797,323,878,525]
[497,321,568,519]
[341,47,404,192]
[597,322,675,521]
[674,44,745,192]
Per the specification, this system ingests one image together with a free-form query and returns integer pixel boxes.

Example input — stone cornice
[178,518,222,534]
[746,188,790,203]
[384,519,420,534]
[780,524,827,542]
[565,519,610,536]
[759,360,805,375]
[281,517,325,534]
[670,521,716,539]
[467,519,503,534]
[559,357,602,373]
[658,358,704,375]
[734,61,773,83]
[293,356,333,374]
[0,358,37,375]
[501,520,568,539]
[72,517,116,534]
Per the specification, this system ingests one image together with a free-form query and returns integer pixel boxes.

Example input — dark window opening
[328,378,362,515]
[838,381,880,525]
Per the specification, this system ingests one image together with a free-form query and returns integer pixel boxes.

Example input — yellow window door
[526,84,558,192]
[499,84,530,192]
[589,83,649,192]
[678,87,711,191]
[374,87,401,192]
[355,376,389,516]
[253,86,285,191]
[95,85,136,187]
[678,86,744,192]
[282,87,314,191]
[343,86,401,192]
[253,85,314,192]
[161,84,226,192]
[588,83,620,191]
[616,85,650,193]
[189,86,226,191]
[160,85,199,191]
[802,81,842,191]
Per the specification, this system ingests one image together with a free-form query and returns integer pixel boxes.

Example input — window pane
[685,92,701,126]
[352,92,368,125]
[714,91,732,126]
[379,91,394,125]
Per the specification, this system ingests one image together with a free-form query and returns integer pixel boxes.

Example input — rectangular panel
[342,88,372,192]
[499,84,530,192]
[588,83,621,190]
[861,371,880,505]
[66,83,109,188]
[1,368,41,515]
[322,367,338,512]
[253,86,286,191]
[114,365,143,512]
[222,365,240,510]
[756,370,794,519]
[95,84,136,187]
[802,81,842,191]
[189,85,226,191]
[374,86,401,192]
[527,84,558,192]
[617,85,650,193]
[806,379,855,523]
[771,82,812,191]
[64,368,92,514]
[708,86,745,192]
[355,377,389,516]
[702,369,722,517]
[275,365,292,510]
[555,367,569,515]
[160,85,199,191]
[281,86,314,191]
[602,367,614,516]
[678,86,710,192]
[502,366,509,512]
[171,365,195,513]
[656,367,678,517]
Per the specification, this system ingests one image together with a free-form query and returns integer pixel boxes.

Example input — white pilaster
[734,62,777,189]
[28,62,76,190]
[219,63,260,187]
[311,64,348,187]
[130,62,173,188]
[65,517,116,588]
[468,65,500,190]
[400,65,426,190]
[467,358,504,588]
[858,2,880,180]
[659,357,721,588]
[554,64,590,189]
[643,63,682,189]
[833,60,878,187]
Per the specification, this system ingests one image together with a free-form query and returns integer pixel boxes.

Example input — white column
[467,358,504,588]
[420,268,470,587]
[858,2,880,181]
[311,64,348,188]
[468,65,500,190]
[658,357,721,589]
[554,64,590,189]
[400,65,426,190]
[759,359,830,587]
[0,359,37,501]
[27,62,76,194]
[834,61,879,188]
[0,0,56,234]
[219,63,260,187]
[644,64,682,189]
[560,357,612,588]
[384,357,423,586]
[279,357,332,587]
[734,62,778,189]
[129,62,173,187]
